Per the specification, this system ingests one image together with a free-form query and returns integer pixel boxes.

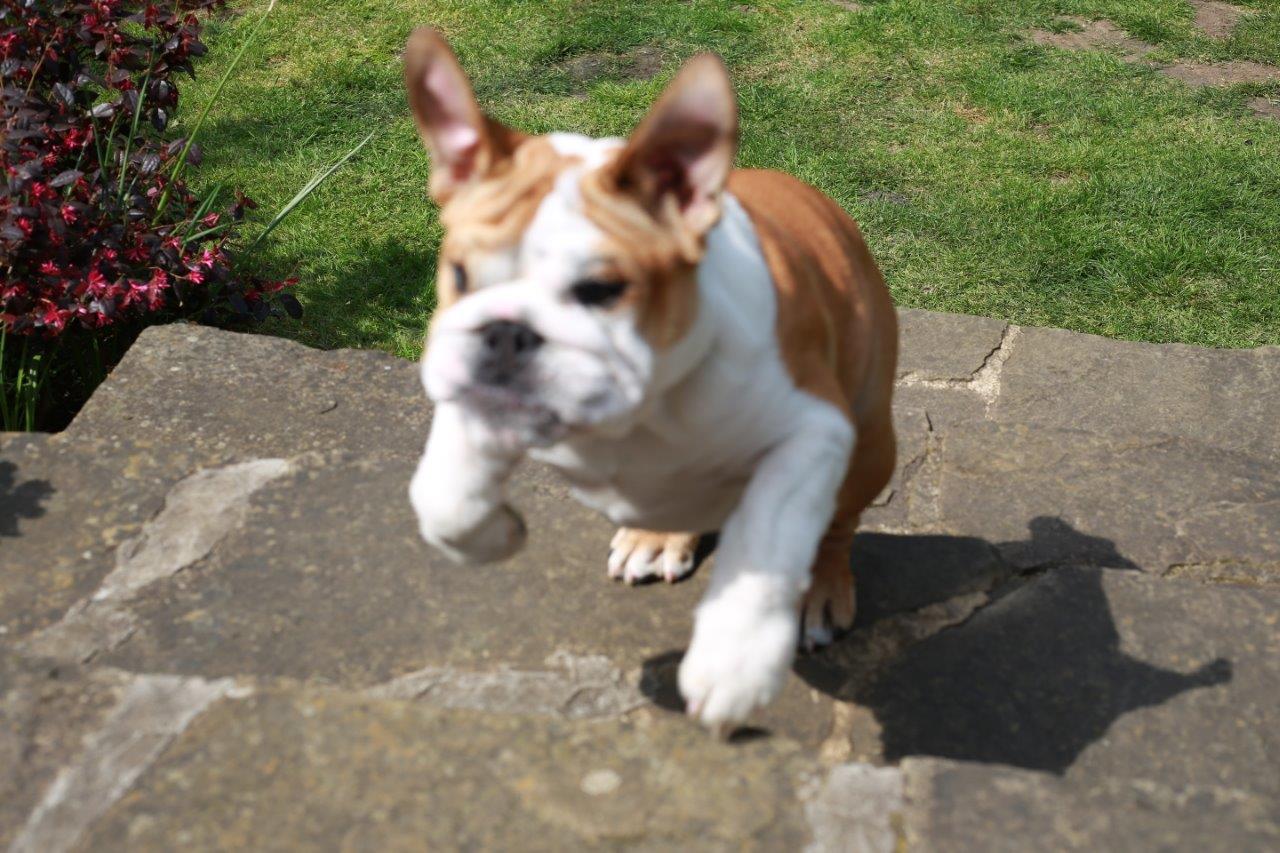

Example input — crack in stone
[19,458,294,663]
[9,673,238,853]
[1163,561,1280,587]
[895,324,1021,416]
[905,424,945,532]
[363,651,647,720]
[818,591,991,700]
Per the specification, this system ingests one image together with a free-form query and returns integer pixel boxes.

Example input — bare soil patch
[1029,17,1156,59]
[1189,0,1251,40]
[561,46,663,85]
[1029,15,1280,102]
[1248,96,1280,120]
[1161,59,1280,87]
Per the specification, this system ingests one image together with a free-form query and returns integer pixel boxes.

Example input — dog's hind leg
[800,406,896,649]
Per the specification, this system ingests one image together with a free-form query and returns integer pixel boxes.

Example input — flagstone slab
[2,311,1278,851]
[990,325,1280,462]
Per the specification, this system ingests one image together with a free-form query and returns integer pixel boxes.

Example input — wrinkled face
[421,135,699,447]
[403,28,737,449]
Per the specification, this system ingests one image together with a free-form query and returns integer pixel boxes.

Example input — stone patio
[2,310,1277,851]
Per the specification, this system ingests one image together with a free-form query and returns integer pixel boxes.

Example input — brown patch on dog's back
[727,169,896,419]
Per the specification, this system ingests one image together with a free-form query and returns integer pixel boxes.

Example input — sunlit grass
[180,0,1280,354]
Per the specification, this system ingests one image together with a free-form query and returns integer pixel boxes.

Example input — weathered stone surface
[1,323,430,641]
[931,423,1280,574]
[896,309,1008,382]
[67,323,430,460]
[3,310,1279,850]
[0,435,165,639]
[902,758,1280,852]
[0,655,130,851]
[80,688,815,851]
[991,325,1280,462]
[21,459,296,663]
[801,762,903,853]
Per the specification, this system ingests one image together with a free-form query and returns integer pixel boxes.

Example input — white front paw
[678,591,799,731]
[411,485,526,564]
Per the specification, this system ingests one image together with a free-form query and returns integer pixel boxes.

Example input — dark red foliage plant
[1,0,300,429]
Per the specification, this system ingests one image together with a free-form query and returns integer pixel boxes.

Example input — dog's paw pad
[607,528,699,585]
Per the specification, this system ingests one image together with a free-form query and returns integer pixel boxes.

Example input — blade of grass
[117,65,152,200]
[246,130,376,253]
[183,218,239,246]
[0,327,10,430]
[153,0,277,222]
[181,180,227,241]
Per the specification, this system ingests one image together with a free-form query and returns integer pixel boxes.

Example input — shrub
[1,0,300,430]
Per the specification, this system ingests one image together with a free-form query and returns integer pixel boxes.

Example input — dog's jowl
[404,28,897,731]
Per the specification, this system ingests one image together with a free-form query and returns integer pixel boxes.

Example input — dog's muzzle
[474,319,544,386]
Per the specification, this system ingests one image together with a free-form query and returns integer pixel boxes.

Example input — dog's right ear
[403,28,524,202]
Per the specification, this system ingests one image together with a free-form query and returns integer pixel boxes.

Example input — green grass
[181,0,1280,354]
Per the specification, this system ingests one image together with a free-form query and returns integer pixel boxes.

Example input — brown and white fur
[404,28,897,730]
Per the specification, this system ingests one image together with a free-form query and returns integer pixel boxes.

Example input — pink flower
[40,302,67,332]
[87,267,109,295]
[60,204,77,224]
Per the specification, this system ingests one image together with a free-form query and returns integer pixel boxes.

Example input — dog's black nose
[476,320,543,383]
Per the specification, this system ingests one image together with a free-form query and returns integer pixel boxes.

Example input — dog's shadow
[0,460,54,538]
[640,517,1232,771]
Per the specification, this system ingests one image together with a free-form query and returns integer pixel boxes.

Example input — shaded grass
[182,0,1280,353]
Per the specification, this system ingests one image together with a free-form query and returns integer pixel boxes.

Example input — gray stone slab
[89,450,844,746]
[2,324,432,641]
[896,309,1008,381]
[992,325,1280,462]
[79,687,817,851]
[0,655,129,851]
[902,758,1280,852]
[0,435,166,639]
[4,313,1280,850]
[931,422,1280,575]
[67,323,431,461]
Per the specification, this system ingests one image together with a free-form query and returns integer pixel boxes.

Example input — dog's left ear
[611,53,739,236]
[403,27,525,202]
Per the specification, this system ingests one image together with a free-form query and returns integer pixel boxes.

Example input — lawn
[182,0,1280,355]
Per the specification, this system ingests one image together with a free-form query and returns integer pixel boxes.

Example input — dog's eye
[570,278,628,308]
[452,263,468,294]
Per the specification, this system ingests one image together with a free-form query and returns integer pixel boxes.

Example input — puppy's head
[405,28,738,447]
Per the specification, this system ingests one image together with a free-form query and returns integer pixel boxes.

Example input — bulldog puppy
[405,28,898,730]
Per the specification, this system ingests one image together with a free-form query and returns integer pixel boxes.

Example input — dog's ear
[611,53,738,236]
[403,27,525,202]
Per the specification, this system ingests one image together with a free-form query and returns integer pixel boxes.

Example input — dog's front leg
[679,402,854,730]
[409,402,526,564]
